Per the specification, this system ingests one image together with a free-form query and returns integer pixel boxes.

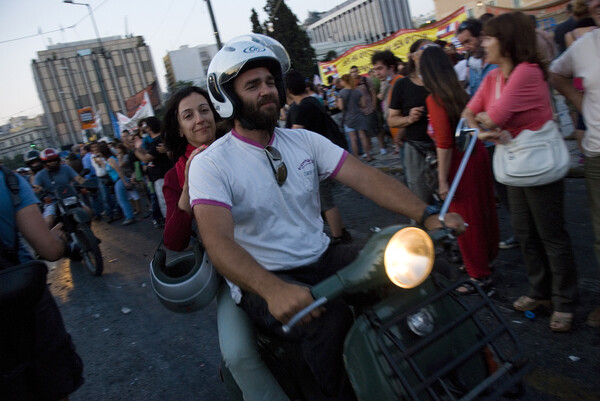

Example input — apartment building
[306,0,413,59]
[32,35,159,146]
[163,44,219,91]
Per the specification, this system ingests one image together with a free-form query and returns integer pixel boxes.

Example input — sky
[0,0,434,125]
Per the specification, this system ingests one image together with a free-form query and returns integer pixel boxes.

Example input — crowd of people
[1,1,599,399]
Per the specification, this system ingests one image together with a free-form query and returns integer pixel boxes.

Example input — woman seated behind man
[161,86,290,401]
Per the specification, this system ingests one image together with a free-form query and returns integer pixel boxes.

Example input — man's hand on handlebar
[424,212,466,235]
[265,281,322,326]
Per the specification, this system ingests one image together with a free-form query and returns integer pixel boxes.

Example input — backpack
[0,166,21,267]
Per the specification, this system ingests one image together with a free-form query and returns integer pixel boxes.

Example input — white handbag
[493,119,570,186]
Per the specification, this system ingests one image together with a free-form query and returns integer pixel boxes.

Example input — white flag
[93,109,103,134]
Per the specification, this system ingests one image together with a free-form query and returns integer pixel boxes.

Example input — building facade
[32,35,159,147]
[163,44,219,91]
[306,0,413,58]
[0,120,53,161]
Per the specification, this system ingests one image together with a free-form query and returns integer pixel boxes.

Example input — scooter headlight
[384,227,434,288]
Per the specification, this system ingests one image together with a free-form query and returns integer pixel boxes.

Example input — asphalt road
[47,174,600,401]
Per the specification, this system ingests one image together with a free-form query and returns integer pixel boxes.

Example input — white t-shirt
[189,127,347,302]
[550,29,600,157]
[454,59,468,84]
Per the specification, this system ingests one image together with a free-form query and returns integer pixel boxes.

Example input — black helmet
[24,149,41,164]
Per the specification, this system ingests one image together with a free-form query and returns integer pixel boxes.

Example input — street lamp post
[63,0,115,137]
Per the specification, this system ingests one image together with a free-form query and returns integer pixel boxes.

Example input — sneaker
[153,219,164,229]
[380,148,388,155]
[499,236,519,250]
[122,218,135,226]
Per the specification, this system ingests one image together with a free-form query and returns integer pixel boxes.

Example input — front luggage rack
[367,275,531,401]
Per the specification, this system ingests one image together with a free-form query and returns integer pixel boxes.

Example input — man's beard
[238,94,280,132]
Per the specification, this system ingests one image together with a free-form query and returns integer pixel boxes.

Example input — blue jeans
[216,285,289,401]
[114,179,134,219]
[97,176,115,216]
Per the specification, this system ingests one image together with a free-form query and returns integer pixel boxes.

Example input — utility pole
[204,0,223,49]
[64,0,115,137]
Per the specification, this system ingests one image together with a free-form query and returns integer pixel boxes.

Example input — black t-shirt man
[288,96,347,148]
[146,137,173,182]
[288,96,329,135]
[388,77,431,144]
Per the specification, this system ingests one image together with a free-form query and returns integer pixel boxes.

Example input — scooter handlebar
[281,297,328,334]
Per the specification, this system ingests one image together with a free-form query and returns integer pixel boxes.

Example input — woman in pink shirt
[463,12,578,332]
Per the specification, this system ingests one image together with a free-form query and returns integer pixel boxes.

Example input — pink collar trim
[231,128,275,148]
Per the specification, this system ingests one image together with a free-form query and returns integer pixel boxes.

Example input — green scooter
[220,119,530,401]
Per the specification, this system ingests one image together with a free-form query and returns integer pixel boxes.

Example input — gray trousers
[404,141,434,204]
[508,179,578,312]
[584,155,600,269]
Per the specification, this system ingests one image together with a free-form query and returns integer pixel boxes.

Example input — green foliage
[418,19,437,28]
[254,0,317,78]
[322,50,338,62]
[251,9,264,34]
[1,154,25,171]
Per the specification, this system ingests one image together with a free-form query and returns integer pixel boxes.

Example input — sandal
[512,296,552,312]
[550,311,573,333]
[456,276,492,295]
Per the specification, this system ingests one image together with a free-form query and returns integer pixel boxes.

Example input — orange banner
[78,106,95,130]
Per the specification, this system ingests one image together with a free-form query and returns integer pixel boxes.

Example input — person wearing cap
[33,148,86,227]
[23,149,44,186]
[189,34,466,399]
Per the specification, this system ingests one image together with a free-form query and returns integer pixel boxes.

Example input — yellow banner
[318,7,467,82]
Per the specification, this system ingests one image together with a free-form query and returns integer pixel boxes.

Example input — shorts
[42,203,57,218]
[344,125,359,134]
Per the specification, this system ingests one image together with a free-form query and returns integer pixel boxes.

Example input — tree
[257,0,317,78]
[322,50,337,62]
[250,9,264,34]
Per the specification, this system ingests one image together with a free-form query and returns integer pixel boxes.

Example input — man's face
[233,67,280,132]
[350,67,359,80]
[372,61,391,81]
[590,0,600,26]
[457,30,480,53]
[44,159,61,172]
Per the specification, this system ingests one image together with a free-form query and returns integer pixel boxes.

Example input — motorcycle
[151,121,530,400]
[44,181,104,276]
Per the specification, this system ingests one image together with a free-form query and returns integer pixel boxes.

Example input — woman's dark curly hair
[161,86,223,162]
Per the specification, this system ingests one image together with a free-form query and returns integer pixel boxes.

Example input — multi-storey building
[0,117,53,161]
[163,44,219,92]
[306,0,413,59]
[31,35,159,147]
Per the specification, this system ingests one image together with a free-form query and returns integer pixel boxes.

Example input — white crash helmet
[207,33,290,119]
[150,242,221,313]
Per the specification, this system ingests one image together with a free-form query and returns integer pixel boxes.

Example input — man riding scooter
[23,149,44,186]
[189,33,466,400]
[32,148,89,228]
